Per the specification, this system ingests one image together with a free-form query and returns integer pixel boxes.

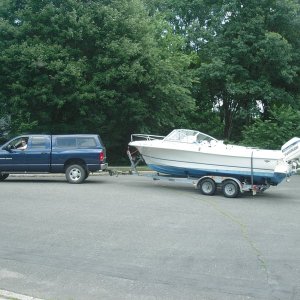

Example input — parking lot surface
[0,173,300,299]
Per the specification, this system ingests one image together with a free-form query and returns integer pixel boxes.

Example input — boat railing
[130,134,165,142]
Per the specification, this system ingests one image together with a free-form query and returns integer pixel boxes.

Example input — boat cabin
[163,129,217,144]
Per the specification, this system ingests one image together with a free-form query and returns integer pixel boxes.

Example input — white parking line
[0,289,44,300]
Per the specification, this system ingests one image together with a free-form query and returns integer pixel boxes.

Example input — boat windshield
[164,129,217,144]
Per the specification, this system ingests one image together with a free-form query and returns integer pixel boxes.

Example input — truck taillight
[99,151,104,161]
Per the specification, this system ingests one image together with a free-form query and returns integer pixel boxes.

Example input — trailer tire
[199,178,216,196]
[65,164,86,184]
[222,180,240,198]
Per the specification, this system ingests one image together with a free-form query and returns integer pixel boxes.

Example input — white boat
[128,129,300,186]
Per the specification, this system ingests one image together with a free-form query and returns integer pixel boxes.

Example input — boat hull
[130,141,290,185]
[147,163,287,185]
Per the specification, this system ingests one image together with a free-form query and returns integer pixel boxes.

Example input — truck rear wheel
[65,164,86,184]
[0,174,9,181]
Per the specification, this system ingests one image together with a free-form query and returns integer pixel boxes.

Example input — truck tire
[65,164,86,184]
[222,180,240,198]
[0,174,9,181]
[198,178,216,196]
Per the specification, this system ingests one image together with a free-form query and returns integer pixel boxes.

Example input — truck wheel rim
[70,168,81,181]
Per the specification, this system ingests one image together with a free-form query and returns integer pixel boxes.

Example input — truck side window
[10,137,29,150]
[31,137,47,149]
[55,137,77,148]
[77,137,97,148]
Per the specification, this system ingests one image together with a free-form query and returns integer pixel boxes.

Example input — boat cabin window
[196,132,216,143]
[164,129,217,144]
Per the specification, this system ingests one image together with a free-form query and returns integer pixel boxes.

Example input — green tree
[201,0,299,140]
[241,105,300,149]
[147,0,300,140]
[0,0,194,163]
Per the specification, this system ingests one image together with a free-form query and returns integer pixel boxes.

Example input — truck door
[0,136,29,172]
[24,136,51,172]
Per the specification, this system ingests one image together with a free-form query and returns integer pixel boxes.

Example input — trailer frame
[126,149,271,198]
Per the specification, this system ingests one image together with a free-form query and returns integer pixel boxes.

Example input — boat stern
[272,162,293,185]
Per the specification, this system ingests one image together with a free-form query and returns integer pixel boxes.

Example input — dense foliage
[148,0,300,140]
[241,105,300,149]
[1,0,300,162]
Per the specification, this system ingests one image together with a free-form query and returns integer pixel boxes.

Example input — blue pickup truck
[0,134,108,183]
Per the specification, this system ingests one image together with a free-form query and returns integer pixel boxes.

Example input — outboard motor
[281,138,300,168]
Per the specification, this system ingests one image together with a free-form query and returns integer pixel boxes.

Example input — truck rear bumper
[100,163,108,171]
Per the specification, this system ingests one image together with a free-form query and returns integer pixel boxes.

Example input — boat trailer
[126,149,272,198]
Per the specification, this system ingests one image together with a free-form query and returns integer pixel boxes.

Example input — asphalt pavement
[0,173,300,300]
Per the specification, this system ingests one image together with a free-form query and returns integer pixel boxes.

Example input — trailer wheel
[65,164,86,184]
[222,180,240,198]
[199,178,216,196]
[0,174,9,181]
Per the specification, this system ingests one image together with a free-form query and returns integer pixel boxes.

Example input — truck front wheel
[65,164,86,184]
